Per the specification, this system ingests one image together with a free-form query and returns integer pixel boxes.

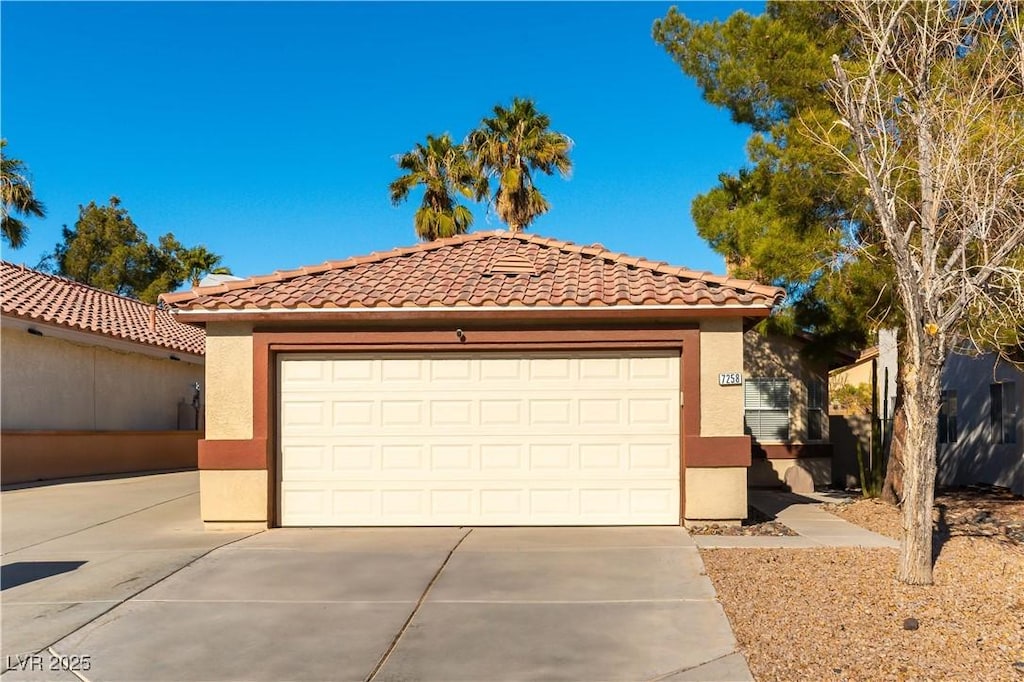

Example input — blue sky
[2,2,762,284]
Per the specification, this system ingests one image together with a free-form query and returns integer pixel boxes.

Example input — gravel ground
[689,505,798,537]
[828,486,1024,545]
[702,492,1024,681]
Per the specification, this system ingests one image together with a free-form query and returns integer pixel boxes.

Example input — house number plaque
[718,373,743,386]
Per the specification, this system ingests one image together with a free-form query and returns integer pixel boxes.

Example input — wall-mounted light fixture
[27,328,43,337]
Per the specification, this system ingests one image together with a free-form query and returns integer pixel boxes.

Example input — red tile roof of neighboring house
[2,262,205,355]
[161,231,785,312]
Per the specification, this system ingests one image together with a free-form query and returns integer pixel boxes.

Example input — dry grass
[702,493,1024,681]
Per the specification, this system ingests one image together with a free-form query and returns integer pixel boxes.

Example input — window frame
[938,389,958,444]
[990,381,1018,445]
[744,377,791,442]
[806,378,825,441]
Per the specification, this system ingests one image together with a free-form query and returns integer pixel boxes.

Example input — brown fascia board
[169,304,774,325]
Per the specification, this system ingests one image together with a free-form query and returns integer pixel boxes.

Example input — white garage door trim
[278,351,681,526]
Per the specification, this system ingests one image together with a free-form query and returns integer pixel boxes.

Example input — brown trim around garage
[255,327,699,527]
[754,443,834,459]
[213,323,754,527]
[685,436,753,467]
[678,329,701,523]
[680,330,701,440]
[199,439,268,469]
[254,328,697,345]
[268,341,683,353]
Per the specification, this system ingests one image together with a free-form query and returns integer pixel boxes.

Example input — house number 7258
[718,373,742,386]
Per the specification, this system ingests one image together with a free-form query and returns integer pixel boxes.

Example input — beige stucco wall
[200,469,267,522]
[685,467,747,520]
[205,322,254,440]
[700,318,745,437]
[743,330,830,443]
[1,325,202,431]
[830,357,873,395]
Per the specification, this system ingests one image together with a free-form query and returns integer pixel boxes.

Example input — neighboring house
[829,328,1023,495]
[827,338,897,490]
[1,262,206,484]
[744,330,836,489]
[161,231,785,528]
[937,351,1023,494]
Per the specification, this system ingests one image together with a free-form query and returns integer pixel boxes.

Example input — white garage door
[279,352,680,526]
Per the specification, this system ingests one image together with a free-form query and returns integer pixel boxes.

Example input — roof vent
[485,254,537,276]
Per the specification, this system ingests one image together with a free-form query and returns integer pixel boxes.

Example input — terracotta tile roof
[161,231,785,313]
[2,262,205,355]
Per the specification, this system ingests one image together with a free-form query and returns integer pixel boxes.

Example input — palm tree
[466,98,572,233]
[389,134,485,241]
[1,140,46,249]
[178,245,231,288]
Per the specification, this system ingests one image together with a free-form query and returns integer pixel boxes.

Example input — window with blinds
[807,378,825,441]
[745,378,791,441]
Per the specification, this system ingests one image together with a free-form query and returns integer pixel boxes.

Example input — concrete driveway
[1,472,255,671]
[2,473,750,682]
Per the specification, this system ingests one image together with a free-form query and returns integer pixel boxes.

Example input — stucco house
[743,330,835,490]
[161,231,785,528]
[827,332,898,489]
[1,262,205,484]
[937,350,1022,494]
[829,330,1023,495]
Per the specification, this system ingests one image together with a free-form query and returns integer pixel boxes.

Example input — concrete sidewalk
[692,490,899,549]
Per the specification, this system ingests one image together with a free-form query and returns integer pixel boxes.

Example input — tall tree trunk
[880,407,906,505]
[881,351,909,506]
[897,347,943,585]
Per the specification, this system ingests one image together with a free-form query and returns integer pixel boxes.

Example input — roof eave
[1,314,205,361]
[169,304,776,325]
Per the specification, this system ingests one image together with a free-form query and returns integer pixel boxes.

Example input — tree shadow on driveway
[2,561,86,590]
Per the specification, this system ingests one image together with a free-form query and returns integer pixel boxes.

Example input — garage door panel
[332,401,374,428]
[430,400,473,426]
[332,358,375,382]
[628,355,675,379]
[281,438,678,481]
[279,352,680,526]
[280,480,680,526]
[479,399,522,425]
[332,444,373,471]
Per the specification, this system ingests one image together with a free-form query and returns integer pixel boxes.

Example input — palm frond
[466,99,572,232]
[1,139,46,249]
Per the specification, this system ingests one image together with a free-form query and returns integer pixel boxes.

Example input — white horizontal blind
[744,378,790,441]
[807,379,825,441]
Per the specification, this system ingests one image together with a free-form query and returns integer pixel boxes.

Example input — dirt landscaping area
[701,489,1024,681]
[688,506,798,537]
